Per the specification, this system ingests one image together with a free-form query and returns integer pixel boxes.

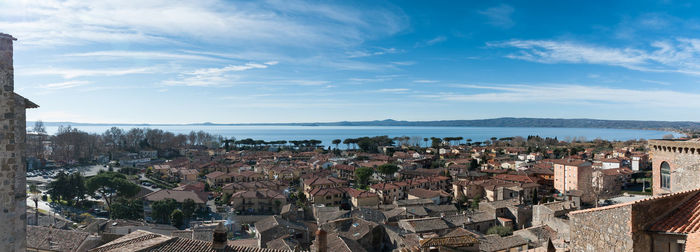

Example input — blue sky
[3,0,700,123]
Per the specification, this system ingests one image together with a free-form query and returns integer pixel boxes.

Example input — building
[649,139,700,196]
[569,187,700,251]
[88,223,286,252]
[142,189,207,219]
[0,33,38,251]
[553,160,594,203]
[254,215,309,249]
[230,189,287,214]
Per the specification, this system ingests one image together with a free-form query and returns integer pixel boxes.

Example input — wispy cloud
[346,48,399,58]
[0,0,407,48]
[40,80,92,89]
[162,62,275,87]
[478,4,515,28]
[415,36,447,47]
[424,83,700,108]
[64,51,226,61]
[488,38,700,75]
[375,88,410,93]
[414,79,439,83]
[21,67,157,79]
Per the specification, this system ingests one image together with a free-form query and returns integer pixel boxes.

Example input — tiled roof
[419,235,479,248]
[90,229,286,252]
[231,189,285,200]
[27,226,91,252]
[649,191,700,234]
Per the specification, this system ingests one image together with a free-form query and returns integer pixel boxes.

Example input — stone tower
[1,32,37,252]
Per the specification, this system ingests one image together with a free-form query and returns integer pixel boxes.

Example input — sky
[3,0,700,123]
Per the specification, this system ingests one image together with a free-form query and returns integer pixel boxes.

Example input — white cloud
[162,62,282,86]
[20,67,157,79]
[64,51,226,61]
[478,4,515,28]
[427,83,700,108]
[41,80,92,89]
[0,0,407,48]
[426,36,447,46]
[488,39,700,75]
[414,79,439,83]
[375,88,410,93]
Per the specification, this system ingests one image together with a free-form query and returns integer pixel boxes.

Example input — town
[4,1,700,251]
[19,115,685,251]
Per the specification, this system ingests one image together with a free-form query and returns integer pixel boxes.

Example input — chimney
[212,222,227,251]
[315,227,327,252]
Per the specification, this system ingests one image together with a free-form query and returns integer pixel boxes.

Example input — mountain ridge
[30,117,700,130]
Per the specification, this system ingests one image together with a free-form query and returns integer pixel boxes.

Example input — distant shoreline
[30,117,700,133]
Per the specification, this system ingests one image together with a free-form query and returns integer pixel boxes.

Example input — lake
[38,125,683,148]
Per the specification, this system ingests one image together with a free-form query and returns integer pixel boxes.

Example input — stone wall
[570,189,700,252]
[570,204,633,251]
[649,139,700,195]
[0,32,24,252]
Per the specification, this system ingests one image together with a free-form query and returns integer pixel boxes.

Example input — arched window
[661,162,671,189]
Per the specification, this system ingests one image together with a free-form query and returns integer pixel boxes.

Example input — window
[661,162,671,189]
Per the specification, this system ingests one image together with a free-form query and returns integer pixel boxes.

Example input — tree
[469,159,479,171]
[32,120,46,133]
[431,137,442,148]
[86,172,140,217]
[29,184,40,225]
[111,198,144,220]
[332,139,341,149]
[182,199,196,221]
[171,209,184,228]
[377,163,399,179]
[355,167,374,187]
[487,226,513,237]
[47,172,86,206]
[470,196,481,210]
[151,198,178,224]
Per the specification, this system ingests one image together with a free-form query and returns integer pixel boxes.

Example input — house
[453,180,484,200]
[592,167,635,197]
[88,224,288,252]
[230,189,287,214]
[370,182,402,204]
[205,171,232,186]
[345,188,381,208]
[398,217,450,234]
[478,234,529,252]
[308,187,349,207]
[178,169,199,183]
[303,176,348,195]
[142,189,207,219]
[553,159,594,203]
[27,226,102,252]
[406,188,451,205]
[319,217,386,252]
[255,216,309,248]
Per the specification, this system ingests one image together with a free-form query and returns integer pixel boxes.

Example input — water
[37,125,683,147]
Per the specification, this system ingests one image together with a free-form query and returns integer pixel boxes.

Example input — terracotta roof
[649,191,700,234]
[27,226,92,252]
[552,159,589,166]
[89,230,285,252]
[419,235,479,248]
[231,189,285,200]
[600,167,635,176]
[345,188,378,198]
